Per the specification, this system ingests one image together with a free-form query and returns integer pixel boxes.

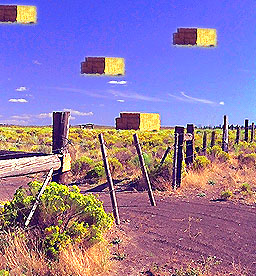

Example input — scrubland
[0,126,255,275]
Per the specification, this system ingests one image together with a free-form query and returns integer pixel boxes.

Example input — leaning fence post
[25,168,54,227]
[172,126,184,189]
[251,122,255,142]
[211,131,215,147]
[245,119,249,142]
[202,131,207,155]
[185,124,194,165]
[99,133,120,225]
[235,125,240,144]
[52,111,71,184]
[222,115,229,152]
[160,146,171,166]
[133,133,156,206]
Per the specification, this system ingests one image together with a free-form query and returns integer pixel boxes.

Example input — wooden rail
[0,154,61,178]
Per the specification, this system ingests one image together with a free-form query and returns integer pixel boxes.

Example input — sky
[0,0,256,127]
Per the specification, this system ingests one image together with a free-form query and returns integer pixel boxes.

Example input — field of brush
[0,126,256,275]
[0,126,255,204]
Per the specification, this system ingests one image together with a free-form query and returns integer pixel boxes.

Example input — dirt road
[98,192,256,275]
[1,180,255,275]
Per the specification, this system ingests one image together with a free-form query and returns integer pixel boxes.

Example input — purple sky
[0,0,256,126]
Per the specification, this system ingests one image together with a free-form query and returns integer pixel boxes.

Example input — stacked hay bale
[115,112,160,131]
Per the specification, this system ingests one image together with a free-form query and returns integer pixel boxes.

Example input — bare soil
[99,191,256,275]
[1,179,255,275]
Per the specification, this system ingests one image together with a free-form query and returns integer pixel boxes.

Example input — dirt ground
[98,192,256,276]
[0,179,255,275]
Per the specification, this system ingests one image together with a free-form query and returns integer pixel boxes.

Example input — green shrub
[207,145,230,161]
[238,153,256,168]
[86,161,105,180]
[193,156,210,170]
[241,183,252,193]
[0,182,113,259]
[108,157,123,175]
[220,190,233,200]
[131,152,152,168]
[71,156,94,175]
[0,270,9,276]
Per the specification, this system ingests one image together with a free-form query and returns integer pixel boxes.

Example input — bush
[131,152,152,168]
[0,270,9,276]
[108,157,123,175]
[71,156,94,176]
[220,190,233,200]
[85,162,105,180]
[193,156,210,170]
[207,145,230,162]
[238,153,256,168]
[241,183,252,193]
[0,182,113,259]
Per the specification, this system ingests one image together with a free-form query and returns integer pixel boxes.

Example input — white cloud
[11,114,31,120]
[37,113,52,118]
[108,80,127,85]
[0,119,29,125]
[168,92,217,105]
[45,86,109,99]
[9,98,28,103]
[117,99,125,102]
[109,90,165,102]
[33,60,42,65]
[63,109,93,116]
[16,86,27,92]
[219,101,225,105]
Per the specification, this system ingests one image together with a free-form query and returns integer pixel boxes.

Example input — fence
[0,111,72,181]
[0,114,255,225]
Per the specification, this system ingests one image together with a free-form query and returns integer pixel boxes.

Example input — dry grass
[0,230,112,276]
[177,157,256,204]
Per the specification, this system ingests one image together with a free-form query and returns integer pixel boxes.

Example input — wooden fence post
[25,168,53,227]
[202,131,207,154]
[245,119,249,142]
[211,131,215,147]
[99,133,120,225]
[133,133,156,206]
[172,126,184,189]
[251,122,255,142]
[172,133,178,189]
[52,111,71,184]
[222,115,228,152]
[235,125,240,144]
[160,146,171,166]
[185,124,194,165]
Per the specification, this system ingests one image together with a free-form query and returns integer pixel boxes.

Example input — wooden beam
[0,154,61,178]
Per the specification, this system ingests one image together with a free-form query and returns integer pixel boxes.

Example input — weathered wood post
[172,126,184,189]
[133,133,156,206]
[251,122,255,142]
[235,125,240,144]
[52,111,71,184]
[185,124,194,165]
[99,133,120,225]
[202,131,207,155]
[25,168,53,227]
[211,131,215,147]
[160,146,171,166]
[245,119,249,142]
[222,115,228,152]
